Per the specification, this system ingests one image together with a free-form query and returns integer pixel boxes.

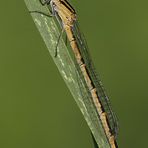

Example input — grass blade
[24,0,111,147]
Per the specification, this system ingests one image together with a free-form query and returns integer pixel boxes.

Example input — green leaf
[24,0,111,147]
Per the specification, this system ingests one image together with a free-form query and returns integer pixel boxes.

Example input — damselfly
[31,0,119,147]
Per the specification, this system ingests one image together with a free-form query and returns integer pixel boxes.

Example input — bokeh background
[0,0,148,148]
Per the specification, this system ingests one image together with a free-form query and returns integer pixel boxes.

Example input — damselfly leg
[39,0,51,5]
[54,28,64,57]
[29,0,67,57]
[29,10,52,17]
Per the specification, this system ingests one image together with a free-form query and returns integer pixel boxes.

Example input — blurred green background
[0,0,148,148]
